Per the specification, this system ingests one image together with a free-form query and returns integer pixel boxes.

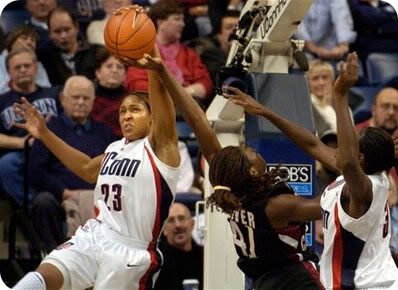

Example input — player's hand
[223,86,264,115]
[113,4,146,15]
[334,52,359,96]
[120,51,164,73]
[12,97,48,139]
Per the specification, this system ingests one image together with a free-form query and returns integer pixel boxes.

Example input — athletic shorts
[253,261,324,290]
[42,219,161,290]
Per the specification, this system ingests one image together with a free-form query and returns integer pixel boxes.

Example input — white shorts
[42,219,161,290]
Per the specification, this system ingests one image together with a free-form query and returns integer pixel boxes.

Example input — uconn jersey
[228,183,313,280]
[320,174,398,289]
[95,137,180,247]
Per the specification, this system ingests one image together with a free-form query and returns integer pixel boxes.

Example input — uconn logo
[99,152,141,177]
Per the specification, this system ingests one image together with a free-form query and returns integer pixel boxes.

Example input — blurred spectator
[207,0,242,35]
[356,87,398,135]
[154,202,203,290]
[0,47,61,207]
[124,0,212,107]
[86,0,132,45]
[348,0,398,66]
[181,0,211,40]
[29,75,115,252]
[190,9,240,81]
[0,25,51,94]
[25,0,57,51]
[307,59,337,135]
[92,46,127,138]
[57,0,103,34]
[297,0,356,61]
[38,7,99,86]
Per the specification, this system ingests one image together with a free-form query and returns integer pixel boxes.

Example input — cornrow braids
[207,146,279,215]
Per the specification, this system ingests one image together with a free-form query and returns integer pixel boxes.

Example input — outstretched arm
[156,63,221,163]
[224,86,338,172]
[333,52,372,218]
[13,98,103,183]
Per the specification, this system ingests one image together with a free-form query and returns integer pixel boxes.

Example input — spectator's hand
[329,43,349,60]
[223,86,264,115]
[334,52,359,96]
[12,97,48,139]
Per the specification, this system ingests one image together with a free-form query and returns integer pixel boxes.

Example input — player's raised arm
[123,46,180,167]
[333,53,373,217]
[151,58,221,163]
[13,98,103,183]
[224,86,338,172]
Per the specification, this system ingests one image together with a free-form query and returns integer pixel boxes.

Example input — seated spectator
[0,25,51,94]
[190,9,240,82]
[58,0,103,35]
[38,7,100,86]
[297,0,356,61]
[180,0,211,40]
[154,202,203,290]
[28,75,115,252]
[124,0,213,108]
[307,59,337,135]
[356,87,398,135]
[92,46,127,138]
[0,47,61,207]
[24,0,57,51]
[348,0,398,66]
[207,0,242,36]
[86,0,132,45]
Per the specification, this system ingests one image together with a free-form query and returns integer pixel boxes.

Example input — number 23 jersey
[320,173,398,289]
[94,137,180,245]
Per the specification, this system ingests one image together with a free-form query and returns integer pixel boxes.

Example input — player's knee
[37,260,70,290]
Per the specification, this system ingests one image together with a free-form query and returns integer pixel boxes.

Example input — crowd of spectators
[0,0,397,288]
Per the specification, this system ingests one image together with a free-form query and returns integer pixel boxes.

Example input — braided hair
[207,146,281,215]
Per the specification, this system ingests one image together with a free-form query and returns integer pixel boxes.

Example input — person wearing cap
[0,25,51,94]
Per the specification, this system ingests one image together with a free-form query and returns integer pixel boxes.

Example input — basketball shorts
[42,219,161,290]
[253,261,324,290]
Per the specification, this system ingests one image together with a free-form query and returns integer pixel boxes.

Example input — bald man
[154,202,204,290]
[28,76,115,252]
[357,87,398,135]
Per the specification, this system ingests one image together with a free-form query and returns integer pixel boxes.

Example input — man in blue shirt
[0,47,61,207]
[297,0,357,61]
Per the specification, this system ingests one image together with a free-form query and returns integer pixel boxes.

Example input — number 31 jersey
[94,137,180,247]
[320,173,398,289]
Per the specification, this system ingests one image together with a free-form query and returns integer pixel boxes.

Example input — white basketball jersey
[94,137,180,248]
[320,173,398,289]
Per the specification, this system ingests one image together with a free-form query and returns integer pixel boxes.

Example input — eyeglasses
[379,103,398,112]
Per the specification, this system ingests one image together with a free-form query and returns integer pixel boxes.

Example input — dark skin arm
[334,52,373,218]
[223,86,339,173]
[145,55,221,163]
[266,194,322,228]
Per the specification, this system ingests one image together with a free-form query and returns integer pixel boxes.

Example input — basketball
[104,8,156,60]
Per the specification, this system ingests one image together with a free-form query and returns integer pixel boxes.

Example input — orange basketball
[104,8,156,60]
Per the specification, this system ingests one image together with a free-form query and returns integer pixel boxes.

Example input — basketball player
[223,52,398,289]
[9,45,180,289]
[120,41,325,289]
